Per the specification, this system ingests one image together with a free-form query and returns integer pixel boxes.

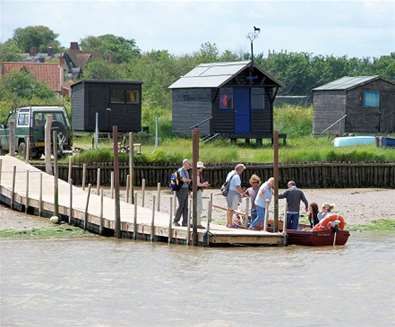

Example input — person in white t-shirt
[225,163,246,227]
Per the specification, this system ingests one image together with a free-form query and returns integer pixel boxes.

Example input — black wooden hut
[169,61,281,141]
[71,80,142,133]
[313,76,395,135]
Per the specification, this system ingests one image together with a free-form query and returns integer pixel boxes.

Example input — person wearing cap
[173,159,191,226]
[196,161,209,228]
[279,180,308,230]
[225,163,246,228]
[249,177,274,230]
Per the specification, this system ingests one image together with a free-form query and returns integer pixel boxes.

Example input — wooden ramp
[0,156,284,246]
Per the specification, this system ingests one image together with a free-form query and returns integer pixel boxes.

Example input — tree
[13,25,60,52]
[82,59,128,80]
[80,34,140,63]
[0,40,24,61]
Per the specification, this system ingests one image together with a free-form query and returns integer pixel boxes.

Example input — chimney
[69,42,80,51]
[47,46,54,57]
[29,47,37,56]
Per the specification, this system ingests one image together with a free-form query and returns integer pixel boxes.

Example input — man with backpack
[223,163,246,228]
[173,159,192,226]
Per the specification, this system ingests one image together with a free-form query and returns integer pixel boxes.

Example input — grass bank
[0,225,90,239]
[348,219,395,232]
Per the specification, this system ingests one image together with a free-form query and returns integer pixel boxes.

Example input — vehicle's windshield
[33,112,66,128]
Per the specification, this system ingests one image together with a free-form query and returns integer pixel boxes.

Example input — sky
[0,0,394,58]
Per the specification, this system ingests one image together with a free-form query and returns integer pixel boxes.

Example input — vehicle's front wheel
[18,142,26,158]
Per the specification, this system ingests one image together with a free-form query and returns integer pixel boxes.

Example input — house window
[126,89,139,104]
[362,90,380,108]
[110,88,125,103]
[17,112,29,127]
[251,88,265,111]
[219,88,233,109]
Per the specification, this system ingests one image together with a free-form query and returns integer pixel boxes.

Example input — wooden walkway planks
[0,155,284,246]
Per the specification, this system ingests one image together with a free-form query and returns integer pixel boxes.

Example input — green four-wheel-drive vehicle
[0,106,72,159]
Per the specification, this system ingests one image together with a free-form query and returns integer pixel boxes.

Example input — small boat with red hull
[286,227,350,246]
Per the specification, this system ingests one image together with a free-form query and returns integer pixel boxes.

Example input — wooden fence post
[8,119,16,157]
[11,165,16,209]
[53,131,59,217]
[186,197,192,246]
[156,182,161,212]
[141,178,145,207]
[206,193,213,246]
[151,195,156,242]
[133,192,138,240]
[44,115,52,174]
[25,170,29,214]
[192,127,199,246]
[82,163,87,190]
[273,130,280,232]
[39,173,43,216]
[96,168,101,194]
[69,178,73,224]
[84,184,92,230]
[99,187,104,234]
[168,196,173,245]
[126,174,130,203]
[113,126,121,239]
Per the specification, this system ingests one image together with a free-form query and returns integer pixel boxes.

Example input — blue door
[234,88,251,135]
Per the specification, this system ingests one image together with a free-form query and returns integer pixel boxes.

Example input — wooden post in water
[68,156,72,184]
[69,178,73,224]
[151,195,156,242]
[96,168,101,194]
[99,188,104,234]
[273,130,280,232]
[82,163,87,190]
[168,196,173,245]
[156,182,161,212]
[283,202,288,245]
[192,127,199,246]
[129,132,135,204]
[25,170,29,214]
[206,193,213,246]
[110,171,114,198]
[126,174,130,203]
[53,131,59,218]
[141,178,146,206]
[11,166,16,209]
[84,184,92,230]
[133,192,138,240]
[25,136,30,162]
[8,119,16,157]
[113,126,121,239]
[44,115,52,174]
[39,173,43,216]
[186,197,192,246]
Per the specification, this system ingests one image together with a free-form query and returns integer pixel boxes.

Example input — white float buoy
[49,216,59,224]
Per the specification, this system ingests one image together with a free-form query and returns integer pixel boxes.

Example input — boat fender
[312,214,346,232]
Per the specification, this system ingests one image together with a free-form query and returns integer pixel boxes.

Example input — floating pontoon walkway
[0,156,284,246]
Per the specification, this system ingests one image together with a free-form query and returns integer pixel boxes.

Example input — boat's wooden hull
[287,229,350,246]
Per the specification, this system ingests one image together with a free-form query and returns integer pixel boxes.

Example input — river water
[1,233,394,327]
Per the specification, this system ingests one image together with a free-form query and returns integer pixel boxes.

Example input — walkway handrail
[189,116,212,130]
[320,114,347,135]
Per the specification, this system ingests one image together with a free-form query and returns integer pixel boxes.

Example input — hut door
[234,88,251,134]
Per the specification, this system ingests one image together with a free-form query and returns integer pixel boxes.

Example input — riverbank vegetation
[0,225,90,239]
[348,219,395,232]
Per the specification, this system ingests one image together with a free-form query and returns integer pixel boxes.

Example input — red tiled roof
[0,62,63,92]
[66,50,92,69]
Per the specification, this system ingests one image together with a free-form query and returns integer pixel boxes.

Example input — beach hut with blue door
[169,61,281,143]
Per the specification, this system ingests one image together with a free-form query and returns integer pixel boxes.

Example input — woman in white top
[249,177,274,230]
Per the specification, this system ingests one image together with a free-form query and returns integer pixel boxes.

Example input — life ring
[312,214,346,232]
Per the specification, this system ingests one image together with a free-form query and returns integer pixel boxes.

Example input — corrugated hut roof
[169,60,280,89]
[312,75,386,91]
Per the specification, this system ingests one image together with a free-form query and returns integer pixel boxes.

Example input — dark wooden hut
[313,76,395,135]
[71,80,142,133]
[169,61,281,142]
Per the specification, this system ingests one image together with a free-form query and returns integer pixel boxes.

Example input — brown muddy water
[1,234,394,327]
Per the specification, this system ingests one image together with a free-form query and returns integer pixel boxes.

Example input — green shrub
[274,105,313,137]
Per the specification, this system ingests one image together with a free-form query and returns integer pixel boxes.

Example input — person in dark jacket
[279,180,308,230]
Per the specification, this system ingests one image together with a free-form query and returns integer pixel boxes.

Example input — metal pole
[273,130,280,232]
[53,131,59,217]
[94,112,99,149]
[25,136,30,162]
[69,178,73,224]
[39,173,43,216]
[192,127,200,245]
[129,132,134,204]
[168,196,173,245]
[113,126,121,238]
[68,156,72,183]
[84,184,92,230]
[8,119,15,156]
[82,163,86,190]
[133,192,138,240]
[44,115,52,174]
[151,195,156,242]
[11,166,16,209]
[99,188,104,234]
[96,168,101,194]
[156,182,161,212]
[141,178,145,206]
[25,170,29,214]
[155,117,159,147]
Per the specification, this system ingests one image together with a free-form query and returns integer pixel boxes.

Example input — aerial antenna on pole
[247,26,261,66]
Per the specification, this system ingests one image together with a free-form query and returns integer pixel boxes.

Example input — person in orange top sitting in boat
[317,203,335,222]
[308,202,320,227]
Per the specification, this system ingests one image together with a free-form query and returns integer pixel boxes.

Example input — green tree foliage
[13,25,60,52]
[82,59,128,80]
[0,40,24,61]
[80,34,140,63]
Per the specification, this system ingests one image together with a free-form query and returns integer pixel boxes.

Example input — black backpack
[220,173,235,197]
[169,170,183,191]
